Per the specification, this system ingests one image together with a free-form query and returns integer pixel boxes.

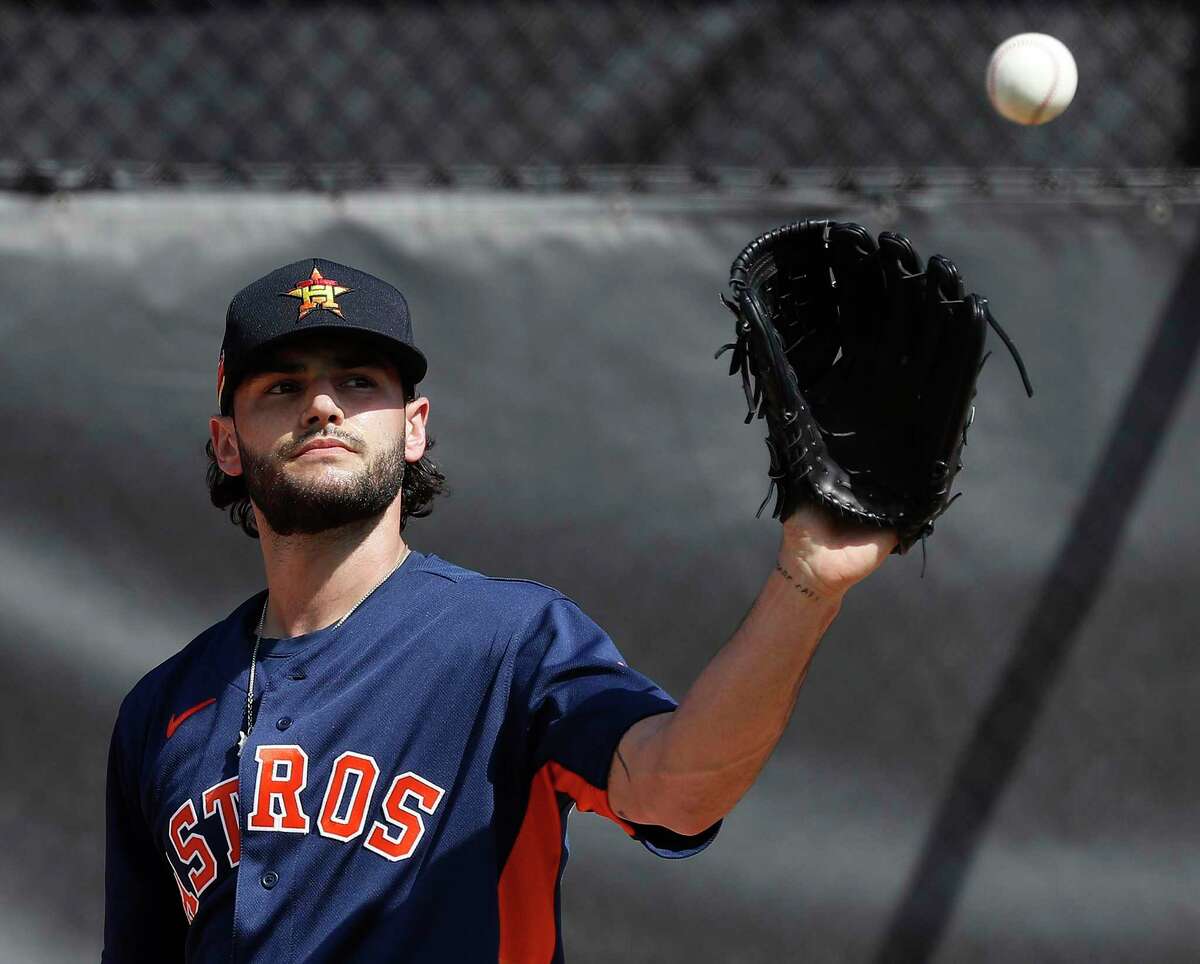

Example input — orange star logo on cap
[283,266,351,319]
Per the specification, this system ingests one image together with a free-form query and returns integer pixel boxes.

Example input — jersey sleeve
[102,703,188,963]
[516,595,720,858]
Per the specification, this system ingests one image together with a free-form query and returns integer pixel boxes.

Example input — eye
[343,375,377,389]
[265,380,300,394]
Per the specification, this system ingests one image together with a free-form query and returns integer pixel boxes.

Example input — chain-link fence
[3,1,1197,192]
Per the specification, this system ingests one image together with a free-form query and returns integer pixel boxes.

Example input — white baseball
[986,33,1077,125]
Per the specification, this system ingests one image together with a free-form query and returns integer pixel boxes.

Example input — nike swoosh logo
[166,698,217,740]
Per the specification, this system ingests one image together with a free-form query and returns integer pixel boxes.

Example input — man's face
[209,331,428,536]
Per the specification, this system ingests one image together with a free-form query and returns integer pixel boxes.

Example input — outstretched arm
[607,504,898,836]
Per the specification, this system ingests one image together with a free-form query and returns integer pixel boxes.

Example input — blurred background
[2,2,1197,961]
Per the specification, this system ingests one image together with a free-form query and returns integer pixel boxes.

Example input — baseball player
[103,254,902,963]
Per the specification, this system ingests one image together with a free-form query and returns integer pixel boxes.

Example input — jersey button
[276,717,292,731]
[287,670,307,681]
[261,871,279,890]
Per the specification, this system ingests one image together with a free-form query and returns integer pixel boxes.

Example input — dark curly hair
[206,385,448,539]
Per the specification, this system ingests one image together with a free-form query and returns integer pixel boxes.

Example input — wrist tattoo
[775,562,823,599]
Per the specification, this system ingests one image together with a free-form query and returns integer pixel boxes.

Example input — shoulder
[411,551,561,597]
[409,551,579,628]
[405,551,610,668]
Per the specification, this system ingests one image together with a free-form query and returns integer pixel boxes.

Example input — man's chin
[254,496,392,537]
[240,440,407,537]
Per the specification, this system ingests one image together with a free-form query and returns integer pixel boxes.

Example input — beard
[238,428,407,536]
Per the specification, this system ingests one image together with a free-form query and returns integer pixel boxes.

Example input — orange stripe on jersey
[497,765,561,963]
[497,762,635,963]
[546,762,637,838]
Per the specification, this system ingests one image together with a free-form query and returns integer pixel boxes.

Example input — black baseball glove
[716,220,1033,562]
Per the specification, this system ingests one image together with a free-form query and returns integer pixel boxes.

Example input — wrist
[772,551,847,606]
[777,503,896,598]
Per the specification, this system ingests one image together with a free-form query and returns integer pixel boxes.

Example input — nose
[301,380,345,428]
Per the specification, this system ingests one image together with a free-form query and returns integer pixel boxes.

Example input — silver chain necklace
[238,546,411,755]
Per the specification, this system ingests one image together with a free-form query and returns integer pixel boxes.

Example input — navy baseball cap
[216,258,428,415]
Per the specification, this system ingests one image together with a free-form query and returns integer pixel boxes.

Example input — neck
[256,501,408,639]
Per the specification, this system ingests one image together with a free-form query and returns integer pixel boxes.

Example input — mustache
[283,429,364,458]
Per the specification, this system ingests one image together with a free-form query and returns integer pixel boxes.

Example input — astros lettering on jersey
[104,552,720,962]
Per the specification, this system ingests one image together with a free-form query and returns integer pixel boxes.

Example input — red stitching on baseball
[1030,38,1061,124]
[989,36,1064,124]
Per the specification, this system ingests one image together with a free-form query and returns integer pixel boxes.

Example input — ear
[209,415,243,477]
[404,397,430,463]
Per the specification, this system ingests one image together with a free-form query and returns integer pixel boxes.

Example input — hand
[778,502,899,600]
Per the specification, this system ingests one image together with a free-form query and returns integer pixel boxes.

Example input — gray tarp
[1,191,1196,961]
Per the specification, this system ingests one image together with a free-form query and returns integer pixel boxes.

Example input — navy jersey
[103,550,719,963]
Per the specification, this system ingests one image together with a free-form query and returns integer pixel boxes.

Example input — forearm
[611,543,845,835]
